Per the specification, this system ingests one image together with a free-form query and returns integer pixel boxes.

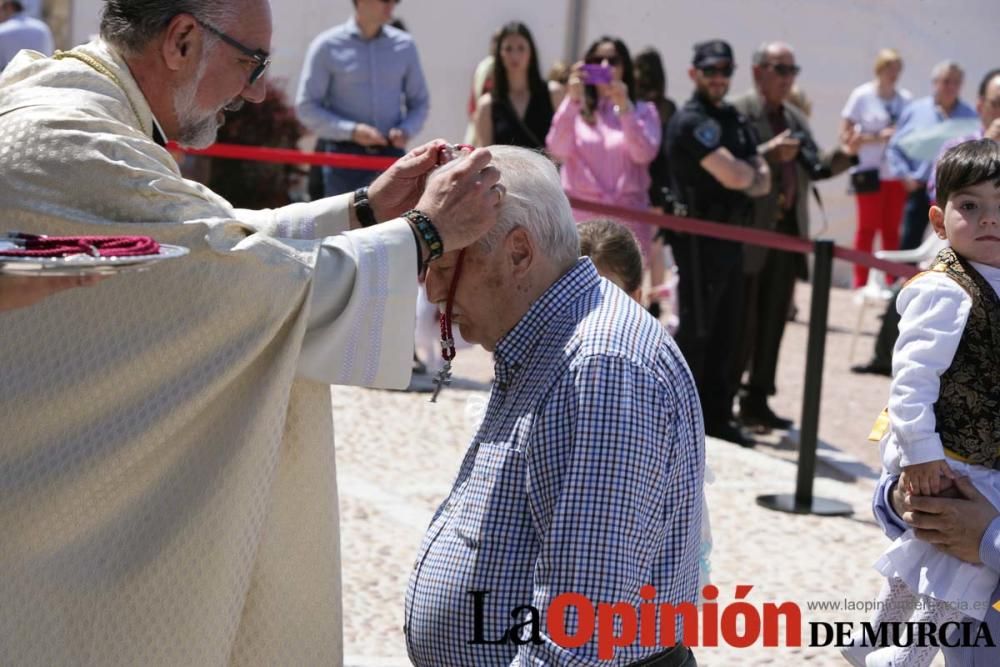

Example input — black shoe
[648,301,662,319]
[705,421,755,448]
[850,361,891,377]
[740,398,793,430]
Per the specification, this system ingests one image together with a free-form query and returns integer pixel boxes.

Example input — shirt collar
[970,259,1000,284]
[150,112,167,147]
[493,258,601,376]
[346,16,384,39]
[691,91,727,115]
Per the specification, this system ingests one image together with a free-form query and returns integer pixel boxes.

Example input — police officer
[665,39,770,447]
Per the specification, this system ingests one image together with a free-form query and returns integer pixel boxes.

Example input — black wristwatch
[353,186,377,228]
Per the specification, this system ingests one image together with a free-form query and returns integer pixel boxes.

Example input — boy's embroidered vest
[931,247,1000,467]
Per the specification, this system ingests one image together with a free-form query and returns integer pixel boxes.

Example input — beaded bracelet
[403,209,444,264]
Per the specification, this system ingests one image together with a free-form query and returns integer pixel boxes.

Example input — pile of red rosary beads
[1,233,160,258]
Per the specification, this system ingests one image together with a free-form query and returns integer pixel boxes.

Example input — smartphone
[581,64,613,85]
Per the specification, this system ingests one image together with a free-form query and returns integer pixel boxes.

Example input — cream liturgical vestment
[0,41,418,665]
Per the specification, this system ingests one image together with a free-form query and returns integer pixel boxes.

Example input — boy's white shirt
[886,259,1000,468]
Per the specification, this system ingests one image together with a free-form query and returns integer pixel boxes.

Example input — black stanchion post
[757,239,853,516]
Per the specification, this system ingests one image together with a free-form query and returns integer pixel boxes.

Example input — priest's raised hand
[364,140,503,254]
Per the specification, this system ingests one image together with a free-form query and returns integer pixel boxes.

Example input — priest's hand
[413,146,503,252]
[367,139,448,222]
[0,274,105,313]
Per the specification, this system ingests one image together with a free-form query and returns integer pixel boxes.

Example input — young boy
[845,138,1000,667]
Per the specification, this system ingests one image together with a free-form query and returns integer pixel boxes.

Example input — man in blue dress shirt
[0,1,53,71]
[295,0,429,197]
[886,60,977,250]
[405,146,704,666]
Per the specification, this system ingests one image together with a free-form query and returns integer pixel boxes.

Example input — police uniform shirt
[665,93,758,225]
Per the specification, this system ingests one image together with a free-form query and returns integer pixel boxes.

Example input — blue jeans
[317,140,404,197]
[898,186,930,251]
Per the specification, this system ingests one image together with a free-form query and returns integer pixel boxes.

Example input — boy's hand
[901,459,956,496]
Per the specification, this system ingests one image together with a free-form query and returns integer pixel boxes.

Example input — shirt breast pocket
[453,442,524,550]
[329,47,363,81]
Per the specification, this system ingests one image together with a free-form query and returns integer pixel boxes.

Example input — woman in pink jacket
[546,36,661,258]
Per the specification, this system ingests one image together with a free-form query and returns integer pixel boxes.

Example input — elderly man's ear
[161,14,201,73]
[505,228,535,279]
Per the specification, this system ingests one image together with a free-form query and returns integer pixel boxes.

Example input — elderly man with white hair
[405,145,705,667]
[0,0,502,665]
[887,60,978,250]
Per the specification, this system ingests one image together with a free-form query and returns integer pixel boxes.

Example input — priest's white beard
[172,54,244,149]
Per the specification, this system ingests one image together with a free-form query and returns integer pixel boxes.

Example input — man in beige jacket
[730,41,856,431]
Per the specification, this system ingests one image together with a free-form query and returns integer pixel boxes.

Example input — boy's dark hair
[978,68,1000,98]
[935,139,1000,207]
[578,218,643,294]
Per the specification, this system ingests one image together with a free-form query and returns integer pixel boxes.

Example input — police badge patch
[693,119,721,149]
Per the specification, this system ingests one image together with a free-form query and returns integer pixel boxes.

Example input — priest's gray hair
[477,146,581,269]
[100,0,240,55]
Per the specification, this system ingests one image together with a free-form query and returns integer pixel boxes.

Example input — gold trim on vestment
[52,50,144,129]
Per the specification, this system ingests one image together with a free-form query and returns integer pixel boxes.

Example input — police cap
[692,40,734,67]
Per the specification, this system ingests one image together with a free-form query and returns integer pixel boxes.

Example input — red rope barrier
[568,196,919,278]
[168,141,397,170]
[171,141,921,278]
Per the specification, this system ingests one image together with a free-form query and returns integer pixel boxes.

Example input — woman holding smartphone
[472,22,561,149]
[545,36,661,259]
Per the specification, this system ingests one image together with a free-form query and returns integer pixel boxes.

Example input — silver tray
[0,242,189,276]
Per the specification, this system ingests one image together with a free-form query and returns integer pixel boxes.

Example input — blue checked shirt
[405,259,705,666]
[295,17,430,142]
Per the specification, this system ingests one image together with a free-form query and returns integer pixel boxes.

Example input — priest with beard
[0,1,504,665]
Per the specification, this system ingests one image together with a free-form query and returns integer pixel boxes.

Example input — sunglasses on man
[585,55,623,67]
[699,64,734,78]
[762,62,801,77]
[195,17,271,87]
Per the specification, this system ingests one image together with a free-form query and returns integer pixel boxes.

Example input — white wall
[69,0,571,139]
[68,0,997,283]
